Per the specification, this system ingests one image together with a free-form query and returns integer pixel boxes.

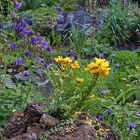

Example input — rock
[9,132,37,140]
[48,112,120,140]
[24,101,46,125]
[55,10,93,45]
[55,10,93,33]
[2,112,26,138]
[40,114,59,127]
[9,123,45,140]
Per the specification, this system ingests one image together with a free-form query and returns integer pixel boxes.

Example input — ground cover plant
[0,0,140,139]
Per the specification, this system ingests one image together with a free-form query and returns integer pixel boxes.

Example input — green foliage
[45,60,92,115]
[99,0,136,45]
[38,131,49,140]
[0,0,11,16]
[109,50,139,70]
[22,0,59,10]
[71,26,88,57]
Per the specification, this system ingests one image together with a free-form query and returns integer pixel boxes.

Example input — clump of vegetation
[0,0,140,139]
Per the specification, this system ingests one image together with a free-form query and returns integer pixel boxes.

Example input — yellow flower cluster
[71,60,80,69]
[54,56,64,63]
[75,77,84,83]
[54,56,72,66]
[54,56,80,69]
[85,58,110,76]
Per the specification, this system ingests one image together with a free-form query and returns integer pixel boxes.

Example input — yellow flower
[75,77,84,83]
[63,57,72,67]
[88,94,95,100]
[54,56,64,63]
[71,60,80,69]
[74,112,81,117]
[85,58,110,76]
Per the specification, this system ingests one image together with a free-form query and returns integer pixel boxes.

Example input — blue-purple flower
[25,50,32,56]
[106,109,113,114]
[15,24,22,30]
[47,47,52,52]
[11,43,18,49]
[15,1,23,9]
[116,64,120,68]
[44,63,48,68]
[15,58,23,65]
[36,57,44,62]
[37,34,42,39]
[40,40,48,50]
[11,12,17,17]
[128,122,137,129]
[23,70,30,77]
[31,36,38,44]
[21,28,31,35]
[98,114,105,119]
[99,52,107,58]
[111,54,116,57]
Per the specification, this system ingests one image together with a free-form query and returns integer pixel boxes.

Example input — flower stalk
[69,75,99,115]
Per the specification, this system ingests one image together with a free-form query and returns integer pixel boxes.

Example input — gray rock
[40,114,59,127]
[55,10,93,33]
[24,101,46,124]
[55,10,93,45]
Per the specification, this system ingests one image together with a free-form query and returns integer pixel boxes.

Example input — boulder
[2,112,26,138]
[40,114,59,127]
[24,101,46,124]
[55,10,94,45]
[48,112,120,140]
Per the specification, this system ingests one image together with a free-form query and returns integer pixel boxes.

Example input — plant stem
[69,75,99,115]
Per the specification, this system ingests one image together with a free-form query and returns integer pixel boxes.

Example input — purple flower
[25,50,32,56]
[128,122,137,129]
[99,52,107,58]
[47,47,52,52]
[11,12,17,17]
[116,64,120,68]
[98,114,105,119]
[36,57,44,62]
[11,43,18,49]
[40,40,48,47]
[31,36,38,44]
[21,28,30,35]
[15,58,23,65]
[15,1,23,9]
[106,109,113,114]
[44,63,48,68]
[23,70,30,77]
[37,34,42,39]
[15,24,22,30]
[22,20,29,27]
[99,53,104,58]
[111,54,116,57]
